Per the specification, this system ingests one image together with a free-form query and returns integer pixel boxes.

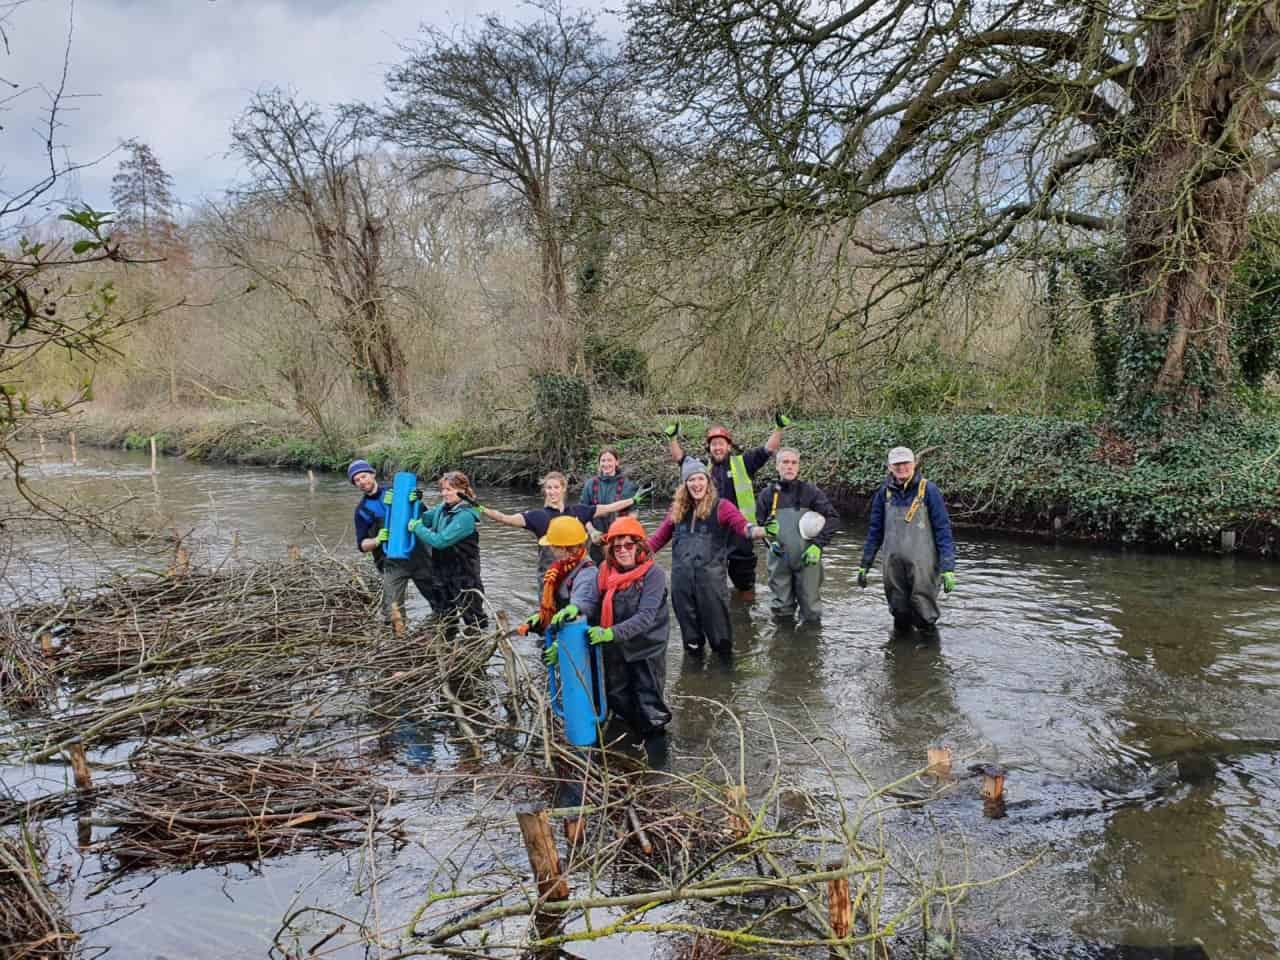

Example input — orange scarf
[596,556,654,628]
[539,548,585,629]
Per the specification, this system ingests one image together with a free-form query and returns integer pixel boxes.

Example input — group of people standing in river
[346,416,957,765]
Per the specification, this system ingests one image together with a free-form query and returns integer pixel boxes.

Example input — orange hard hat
[603,515,647,542]
[705,424,733,446]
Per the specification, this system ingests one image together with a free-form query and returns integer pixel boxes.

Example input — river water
[3,444,1278,959]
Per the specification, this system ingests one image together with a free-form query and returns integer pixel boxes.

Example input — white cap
[887,446,915,465]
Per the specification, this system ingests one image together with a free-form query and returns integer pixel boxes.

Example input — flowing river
[3,443,1278,959]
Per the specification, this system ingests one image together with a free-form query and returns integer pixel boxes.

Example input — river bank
[64,405,1280,557]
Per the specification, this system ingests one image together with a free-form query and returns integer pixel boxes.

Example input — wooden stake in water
[927,745,953,778]
[308,469,316,492]
[69,430,77,465]
[67,741,92,791]
[150,435,158,475]
[827,860,852,939]
[38,434,46,458]
[516,805,569,903]
[725,784,750,840]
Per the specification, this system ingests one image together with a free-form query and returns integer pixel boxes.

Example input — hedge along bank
[69,409,1280,556]
[602,415,1280,558]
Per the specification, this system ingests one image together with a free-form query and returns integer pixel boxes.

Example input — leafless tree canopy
[384,0,623,323]
[625,0,1280,411]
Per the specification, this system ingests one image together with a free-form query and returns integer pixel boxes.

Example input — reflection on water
[3,443,1279,958]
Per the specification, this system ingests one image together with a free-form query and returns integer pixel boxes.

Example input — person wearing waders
[513,515,595,637]
[856,447,957,637]
[348,459,435,626]
[754,448,840,624]
[553,515,672,767]
[647,459,771,656]
[477,471,647,589]
[664,416,789,597]
[579,448,637,565]
[406,471,488,627]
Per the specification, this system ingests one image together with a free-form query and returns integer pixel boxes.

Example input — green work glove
[803,544,821,566]
[588,626,614,646]
[631,484,653,505]
[407,517,422,535]
[764,518,779,537]
[382,490,394,505]
[942,571,957,594]
[856,567,868,588]
[375,528,390,545]
[662,422,680,439]
[774,412,792,429]
[543,641,559,666]
[549,604,579,627]
[408,489,420,503]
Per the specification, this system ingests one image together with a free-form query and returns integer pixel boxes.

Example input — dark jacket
[578,474,637,511]
[571,562,670,662]
[354,486,389,570]
[754,478,840,549]
[708,445,772,510]
[412,501,484,618]
[859,472,956,572]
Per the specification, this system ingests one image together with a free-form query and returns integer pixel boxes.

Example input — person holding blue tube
[407,470,487,628]
[547,515,672,766]
[349,459,434,625]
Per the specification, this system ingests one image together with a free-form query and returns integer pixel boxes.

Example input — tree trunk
[1121,14,1272,414]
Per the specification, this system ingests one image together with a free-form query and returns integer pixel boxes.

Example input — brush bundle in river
[11,559,379,682]
[0,830,76,958]
[87,741,401,868]
[0,609,57,711]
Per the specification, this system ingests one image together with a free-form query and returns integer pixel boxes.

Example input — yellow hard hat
[538,515,588,547]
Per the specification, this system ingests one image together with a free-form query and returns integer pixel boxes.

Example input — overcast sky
[0,0,569,214]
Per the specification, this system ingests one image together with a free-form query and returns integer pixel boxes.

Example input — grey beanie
[680,457,709,483]
[887,446,915,466]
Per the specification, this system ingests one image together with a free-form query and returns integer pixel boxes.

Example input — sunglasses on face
[612,538,639,548]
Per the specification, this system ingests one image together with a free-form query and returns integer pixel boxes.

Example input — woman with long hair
[408,471,487,627]
[648,459,769,656]
[563,515,672,765]
[477,471,645,584]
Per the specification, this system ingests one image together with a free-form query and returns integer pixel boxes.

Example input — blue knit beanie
[347,459,375,484]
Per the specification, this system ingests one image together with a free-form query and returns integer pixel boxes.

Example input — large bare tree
[626,0,1280,415]
[384,0,621,327]
[225,90,409,421]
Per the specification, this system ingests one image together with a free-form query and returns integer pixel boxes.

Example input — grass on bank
[68,404,1280,555]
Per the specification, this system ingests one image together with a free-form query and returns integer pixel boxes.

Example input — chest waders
[882,480,941,630]
[671,512,733,654]
[766,488,824,623]
[599,571,673,740]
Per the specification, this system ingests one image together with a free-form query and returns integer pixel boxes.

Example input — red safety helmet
[704,425,734,448]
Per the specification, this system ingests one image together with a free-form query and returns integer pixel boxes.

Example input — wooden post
[68,431,77,465]
[725,785,750,840]
[626,806,654,857]
[978,763,1006,818]
[516,806,569,902]
[38,433,46,458]
[287,544,301,562]
[564,815,587,846]
[150,435,158,475]
[38,631,55,656]
[67,741,92,791]
[231,530,241,559]
[168,545,190,578]
[927,745,953,778]
[1053,515,1064,534]
[827,861,852,939]
[307,468,316,492]
[1221,529,1237,553]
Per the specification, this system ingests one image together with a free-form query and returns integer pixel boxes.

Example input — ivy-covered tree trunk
[1120,9,1275,415]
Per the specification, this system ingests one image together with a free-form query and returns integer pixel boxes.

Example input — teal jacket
[411,501,478,549]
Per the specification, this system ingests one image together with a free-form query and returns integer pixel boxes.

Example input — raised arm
[479,507,528,529]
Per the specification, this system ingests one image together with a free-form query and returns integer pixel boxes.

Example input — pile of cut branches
[0,830,77,958]
[87,741,401,868]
